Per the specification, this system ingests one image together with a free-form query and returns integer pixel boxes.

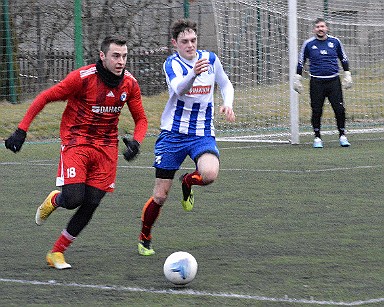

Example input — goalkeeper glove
[293,74,303,94]
[342,71,353,89]
[122,137,140,161]
[5,128,27,153]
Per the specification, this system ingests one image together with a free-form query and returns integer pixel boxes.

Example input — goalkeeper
[4,36,148,269]
[293,17,352,148]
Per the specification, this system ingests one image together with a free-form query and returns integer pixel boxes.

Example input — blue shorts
[153,130,220,170]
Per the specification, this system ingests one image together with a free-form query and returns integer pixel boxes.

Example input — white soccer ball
[163,251,198,285]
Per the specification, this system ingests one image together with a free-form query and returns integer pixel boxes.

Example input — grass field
[0,132,383,306]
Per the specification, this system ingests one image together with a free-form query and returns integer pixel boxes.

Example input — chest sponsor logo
[320,50,328,55]
[187,85,212,95]
[92,106,122,113]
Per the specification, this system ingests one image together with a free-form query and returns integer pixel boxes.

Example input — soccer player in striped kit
[293,17,352,148]
[138,19,235,256]
[5,36,148,269]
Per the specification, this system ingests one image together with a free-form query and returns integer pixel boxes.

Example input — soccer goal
[212,0,384,143]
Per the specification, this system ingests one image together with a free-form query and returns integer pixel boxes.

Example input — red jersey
[18,64,148,146]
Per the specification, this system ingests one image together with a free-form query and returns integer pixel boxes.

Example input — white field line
[0,278,383,306]
[0,160,381,174]
[216,127,384,142]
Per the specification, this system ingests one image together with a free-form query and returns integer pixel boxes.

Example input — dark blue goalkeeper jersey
[296,35,349,78]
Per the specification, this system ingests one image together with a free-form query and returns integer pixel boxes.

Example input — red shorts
[56,144,118,192]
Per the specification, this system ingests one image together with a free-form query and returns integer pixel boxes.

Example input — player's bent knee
[201,169,219,184]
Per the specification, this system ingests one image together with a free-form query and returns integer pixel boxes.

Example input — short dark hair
[171,19,197,40]
[314,17,328,26]
[100,36,127,54]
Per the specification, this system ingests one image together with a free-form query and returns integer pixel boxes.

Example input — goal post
[288,0,299,144]
[212,0,384,143]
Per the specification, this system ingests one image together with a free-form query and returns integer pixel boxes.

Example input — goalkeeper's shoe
[138,241,155,256]
[339,135,351,147]
[35,190,60,225]
[179,173,194,212]
[46,252,71,269]
[313,137,323,148]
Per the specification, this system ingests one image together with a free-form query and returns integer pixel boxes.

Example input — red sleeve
[18,70,81,132]
[127,80,148,143]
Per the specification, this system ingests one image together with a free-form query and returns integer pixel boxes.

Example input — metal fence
[0,0,215,102]
[17,49,169,99]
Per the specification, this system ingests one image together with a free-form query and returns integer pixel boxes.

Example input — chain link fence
[1,0,215,101]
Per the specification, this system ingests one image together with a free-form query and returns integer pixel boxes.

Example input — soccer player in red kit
[4,36,148,269]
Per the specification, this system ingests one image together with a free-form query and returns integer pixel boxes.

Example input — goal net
[212,0,384,143]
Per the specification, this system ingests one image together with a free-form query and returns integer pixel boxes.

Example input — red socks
[183,170,204,187]
[51,229,75,253]
[139,197,162,241]
[51,192,60,208]
[139,172,203,242]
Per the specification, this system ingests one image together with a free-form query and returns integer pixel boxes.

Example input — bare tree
[81,0,169,61]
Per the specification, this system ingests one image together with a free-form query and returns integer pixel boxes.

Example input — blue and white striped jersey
[161,50,234,136]
[297,35,349,78]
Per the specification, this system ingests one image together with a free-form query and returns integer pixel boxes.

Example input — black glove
[122,137,140,161]
[5,128,27,153]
